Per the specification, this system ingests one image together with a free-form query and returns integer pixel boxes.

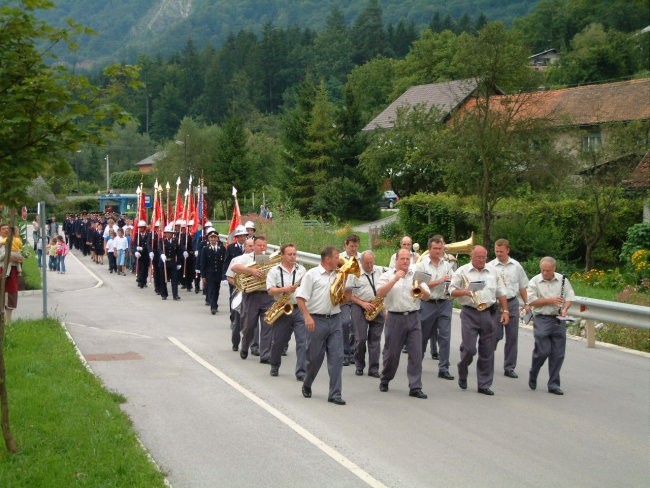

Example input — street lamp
[104,154,110,194]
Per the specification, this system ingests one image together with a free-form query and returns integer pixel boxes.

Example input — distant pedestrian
[56,235,69,274]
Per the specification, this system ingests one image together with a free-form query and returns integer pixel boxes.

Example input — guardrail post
[584,319,596,348]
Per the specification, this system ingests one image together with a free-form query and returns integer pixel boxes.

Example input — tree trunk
[0,208,19,452]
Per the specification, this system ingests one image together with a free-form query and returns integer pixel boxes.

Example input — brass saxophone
[264,293,294,325]
[364,296,385,321]
[330,257,361,305]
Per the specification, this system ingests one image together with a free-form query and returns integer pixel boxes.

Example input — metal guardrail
[228,237,650,347]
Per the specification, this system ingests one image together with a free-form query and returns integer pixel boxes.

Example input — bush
[619,222,650,263]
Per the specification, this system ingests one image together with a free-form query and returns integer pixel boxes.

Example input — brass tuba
[233,254,282,293]
[264,293,294,325]
[445,232,476,256]
[330,257,361,305]
[364,296,385,321]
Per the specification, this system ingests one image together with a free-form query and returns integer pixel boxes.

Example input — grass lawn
[20,251,41,291]
[0,319,166,487]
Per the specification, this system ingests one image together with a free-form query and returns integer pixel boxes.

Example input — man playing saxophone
[449,245,508,396]
[232,235,274,362]
[266,243,307,380]
[414,235,455,381]
[349,251,385,378]
[377,249,431,399]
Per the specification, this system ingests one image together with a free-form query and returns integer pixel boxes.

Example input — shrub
[619,222,650,263]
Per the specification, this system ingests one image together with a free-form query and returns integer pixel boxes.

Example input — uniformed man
[414,235,455,381]
[449,246,508,395]
[296,246,349,405]
[339,234,362,366]
[225,237,254,352]
[232,235,274,363]
[133,220,151,289]
[159,224,181,301]
[488,238,529,379]
[200,229,226,314]
[377,248,431,399]
[527,256,575,395]
[266,243,307,380]
[224,225,247,326]
[349,250,384,378]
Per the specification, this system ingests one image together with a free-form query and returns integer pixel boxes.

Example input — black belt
[388,310,418,315]
[507,297,518,302]
[428,298,448,303]
[312,313,339,318]
[537,314,558,317]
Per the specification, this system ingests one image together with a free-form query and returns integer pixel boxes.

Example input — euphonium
[264,293,294,325]
[233,254,282,292]
[330,257,361,305]
[445,232,477,256]
[364,296,385,321]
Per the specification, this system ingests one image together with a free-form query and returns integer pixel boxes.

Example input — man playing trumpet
[377,249,431,399]
[266,243,307,380]
[349,251,385,378]
[449,246,508,395]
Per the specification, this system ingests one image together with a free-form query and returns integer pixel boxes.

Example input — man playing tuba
[265,244,307,380]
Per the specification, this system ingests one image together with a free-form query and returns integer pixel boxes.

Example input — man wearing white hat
[224,225,249,349]
[200,228,226,314]
[158,224,181,301]
[244,220,256,238]
[133,220,151,288]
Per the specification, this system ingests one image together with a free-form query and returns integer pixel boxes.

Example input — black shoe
[409,389,428,399]
[548,387,564,395]
[438,371,455,380]
[211,308,217,315]
[173,296,181,301]
[529,373,537,390]
[296,373,306,381]
[328,397,346,405]
[240,350,248,360]
[281,348,288,356]
[368,371,380,378]
[302,386,312,398]
[458,378,467,390]
[232,345,238,352]
[270,367,279,377]
[504,370,518,378]
[379,382,389,392]
[478,388,495,396]
[251,348,260,357]
[342,357,350,366]
[195,288,200,294]
[161,296,167,300]
[260,358,269,364]
[402,346,408,354]
[431,353,439,360]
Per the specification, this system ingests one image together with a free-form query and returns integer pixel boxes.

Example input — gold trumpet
[411,281,423,299]
[462,273,488,311]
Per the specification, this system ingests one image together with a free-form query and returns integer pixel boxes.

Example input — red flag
[174,193,185,223]
[228,198,241,234]
[188,190,197,235]
[138,191,147,224]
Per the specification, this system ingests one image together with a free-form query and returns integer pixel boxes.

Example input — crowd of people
[46,211,576,403]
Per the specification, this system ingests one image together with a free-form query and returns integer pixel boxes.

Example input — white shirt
[225,253,251,279]
[296,265,341,315]
[527,272,575,316]
[449,262,507,308]
[106,238,116,252]
[113,235,129,251]
[415,255,454,300]
[352,266,384,302]
[488,257,529,302]
[378,267,430,313]
[266,263,306,305]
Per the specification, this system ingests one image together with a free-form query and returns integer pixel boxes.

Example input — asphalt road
[15,250,650,488]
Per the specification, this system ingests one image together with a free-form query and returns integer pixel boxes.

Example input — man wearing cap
[178,220,194,292]
[200,229,226,314]
[192,220,209,294]
[224,225,248,332]
[133,220,151,288]
[225,237,254,351]
[158,224,181,300]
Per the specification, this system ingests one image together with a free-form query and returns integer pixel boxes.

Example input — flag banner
[228,197,241,234]
[174,193,185,223]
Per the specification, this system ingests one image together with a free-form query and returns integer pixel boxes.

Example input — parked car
[379,190,399,208]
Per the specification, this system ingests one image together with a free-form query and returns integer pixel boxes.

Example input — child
[105,230,117,273]
[56,235,69,274]
[48,236,58,271]
[113,227,129,276]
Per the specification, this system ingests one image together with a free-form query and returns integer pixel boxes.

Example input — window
[582,130,602,153]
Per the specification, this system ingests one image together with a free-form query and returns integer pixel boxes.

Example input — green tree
[351,0,388,65]
[150,82,185,140]
[344,57,397,123]
[0,0,134,454]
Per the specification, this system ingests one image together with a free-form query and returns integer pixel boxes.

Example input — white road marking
[67,321,152,338]
[168,336,389,488]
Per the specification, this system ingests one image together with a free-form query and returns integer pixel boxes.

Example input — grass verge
[0,318,166,487]
[21,252,41,291]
